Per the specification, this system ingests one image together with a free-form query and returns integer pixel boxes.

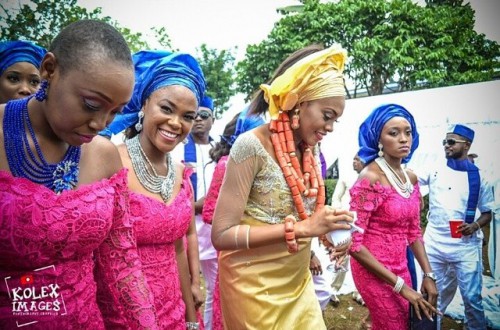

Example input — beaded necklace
[3,96,81,193]
[375,157,413,198]
[125,135,175,203]
[270,111,325,220]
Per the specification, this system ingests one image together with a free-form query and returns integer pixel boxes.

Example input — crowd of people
[0,19,496,330]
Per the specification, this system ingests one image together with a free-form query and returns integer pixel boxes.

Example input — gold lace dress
[215,132,325,330]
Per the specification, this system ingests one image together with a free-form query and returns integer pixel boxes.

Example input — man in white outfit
[418,124,493,330]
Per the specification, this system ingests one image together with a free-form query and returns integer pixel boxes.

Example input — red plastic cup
[449,219,464,238]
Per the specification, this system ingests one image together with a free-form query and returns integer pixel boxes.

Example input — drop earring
[291,109,300,130]
[35,80,49,102]
[378,143,384,157]
[135,110,144,132]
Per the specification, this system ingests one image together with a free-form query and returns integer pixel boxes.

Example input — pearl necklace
[125,135,175,203]
[3,96,81,193]
[375,157,413,198]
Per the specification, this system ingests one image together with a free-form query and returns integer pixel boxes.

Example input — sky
[77,0,299,61]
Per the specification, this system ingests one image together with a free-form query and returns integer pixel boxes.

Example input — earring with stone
[135,110,145,132]
[35,80,49,102]
[378,143,384,157]
[291,109,300,129]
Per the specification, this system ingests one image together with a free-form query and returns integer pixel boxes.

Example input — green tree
[196,44,237,119]
[236,0,500,100]
[0,0,154,52]
[152,27,176,51]
[0,0,236,113]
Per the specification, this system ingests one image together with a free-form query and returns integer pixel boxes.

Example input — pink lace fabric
[202,155,228,225]
[349,178,423,330]
[0,169,158,330]
[96,167,194,330]
[201,156,228,330]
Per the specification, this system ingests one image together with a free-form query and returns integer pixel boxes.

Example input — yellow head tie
[260,44,347,120]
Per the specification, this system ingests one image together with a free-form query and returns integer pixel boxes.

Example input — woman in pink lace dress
[0,21,158,329]
[349,104,439,329]
[96,50,206,330]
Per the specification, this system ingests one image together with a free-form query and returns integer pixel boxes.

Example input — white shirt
[418,159,493,252]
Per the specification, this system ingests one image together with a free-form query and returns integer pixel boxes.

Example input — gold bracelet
[474,222,481,231]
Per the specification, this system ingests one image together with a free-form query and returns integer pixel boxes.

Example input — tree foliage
[195,44,237,119]
[236,0,500,100]
[0,0,158,52]
[0,0,237,115]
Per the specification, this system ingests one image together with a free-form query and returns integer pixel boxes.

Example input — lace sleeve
[211,133,264,250]
[94,169,159,329]
[202,156,228,224]
[348,178,388,253]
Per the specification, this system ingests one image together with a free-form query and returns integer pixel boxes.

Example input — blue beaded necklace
[3,96,81,193]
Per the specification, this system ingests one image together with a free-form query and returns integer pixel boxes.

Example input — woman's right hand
[303,206,353,237]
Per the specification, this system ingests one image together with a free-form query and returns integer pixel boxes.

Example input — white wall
[113,80,500,185]
[321,80,500,183]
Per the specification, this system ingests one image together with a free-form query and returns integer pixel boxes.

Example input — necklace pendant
[126,135,175,203]
[52,160,80,193]
[161,178,172,203]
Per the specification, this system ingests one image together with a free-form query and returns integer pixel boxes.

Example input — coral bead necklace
[269,111,325,220]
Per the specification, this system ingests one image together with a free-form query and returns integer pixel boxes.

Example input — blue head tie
[0,40,47,76]
[219,107,265,147]
[101,50,206,137]
[200,95,214,111]
[358,103,419,164]
[232,106,265,142]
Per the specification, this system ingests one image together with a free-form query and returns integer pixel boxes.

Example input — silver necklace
[375,157,413,198]
[125,135,175,203]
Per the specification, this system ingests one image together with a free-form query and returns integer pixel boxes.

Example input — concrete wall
[323,80,500,183]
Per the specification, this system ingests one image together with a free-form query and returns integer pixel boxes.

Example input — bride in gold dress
[211,44,353,330]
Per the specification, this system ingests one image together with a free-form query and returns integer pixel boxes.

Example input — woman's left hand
[421,277,439,309]
[401,286,440,321]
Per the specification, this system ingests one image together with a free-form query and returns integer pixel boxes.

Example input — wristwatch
[423,272,437,281]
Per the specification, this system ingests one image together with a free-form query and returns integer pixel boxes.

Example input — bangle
[245,225,250,249]
[393,276,404,293]
[186,322,200,330]
[234,225,240,249]
[474,222,481,231]
[284,215,298,253]
[310,250,315,259]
